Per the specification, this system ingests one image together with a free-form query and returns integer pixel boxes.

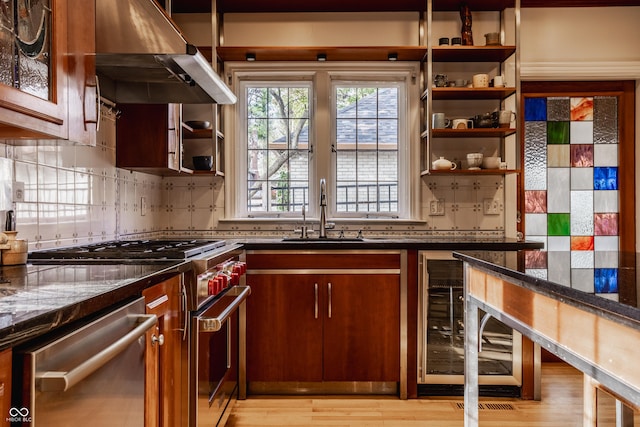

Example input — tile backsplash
[0,111,507,249]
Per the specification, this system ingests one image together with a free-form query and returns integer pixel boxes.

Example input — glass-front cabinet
[418,251,522,395]
[0,0,97,143]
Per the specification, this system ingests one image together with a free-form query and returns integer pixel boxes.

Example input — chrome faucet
[319,178,334,238]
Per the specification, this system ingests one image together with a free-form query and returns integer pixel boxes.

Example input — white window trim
[223,61,421,223]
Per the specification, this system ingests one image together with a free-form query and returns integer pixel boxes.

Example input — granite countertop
[0,239,542,351]
[453,250,640,326]
[240,237,543,251]
[0,261,186,350]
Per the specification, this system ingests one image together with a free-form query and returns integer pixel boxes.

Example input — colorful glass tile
[547,168,570,213]
[547,97,570,121]
[525,190,547,213]
[570,145,593,167]
[525,213,547,236]
[570,121,593,144]
[548,213,570,236]
[594,97,618,144]
[594,213,619,236]
[571,236,594,251]
[571,191,594,235]
[571,251,594,269]
[594,190,618,213]
[594,268,618,293]
[547,121,570,144]
[547,145,570,167]
[570,97,594,121]
[593,144,618,167]
[524,121,547,190]
[571,168,593,190]
[594,167,618,190]
[524,98,547,121]
[525,250,548,269]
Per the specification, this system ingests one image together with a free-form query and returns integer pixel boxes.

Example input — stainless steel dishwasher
[17,298,157,426]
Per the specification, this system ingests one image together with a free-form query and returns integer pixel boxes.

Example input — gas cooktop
[28,239,226,261]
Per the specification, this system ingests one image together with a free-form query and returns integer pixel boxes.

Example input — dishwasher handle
[198,286,251,332]
[37,314,158,392]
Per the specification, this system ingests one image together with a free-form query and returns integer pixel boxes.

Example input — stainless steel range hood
[95,0,236,105]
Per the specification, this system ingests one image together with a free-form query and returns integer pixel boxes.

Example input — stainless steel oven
[27,239,251,426]
[188,248,250,427]
[418,251,522,396]
[191,285,250,427]
[18,298,155,426]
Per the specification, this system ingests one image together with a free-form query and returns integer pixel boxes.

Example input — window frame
[225,62,420,222]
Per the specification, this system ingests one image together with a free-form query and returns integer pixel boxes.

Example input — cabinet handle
[95,75,101,132]
[181,283,188,341]
[328,282,332,319]
[314,283,318,319]
[152,333,165,346]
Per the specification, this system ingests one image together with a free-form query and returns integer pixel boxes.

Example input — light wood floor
[227,363,640,426]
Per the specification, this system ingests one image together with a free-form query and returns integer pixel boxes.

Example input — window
[245,83,311,213]
[334,85,399,213]
[232,65,417,220]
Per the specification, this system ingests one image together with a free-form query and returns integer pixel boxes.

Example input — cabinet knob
[152,333,165,346]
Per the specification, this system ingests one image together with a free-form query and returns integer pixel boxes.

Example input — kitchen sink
[281,237,364,242]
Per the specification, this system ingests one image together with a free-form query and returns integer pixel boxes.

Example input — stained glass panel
[524,94,620,297]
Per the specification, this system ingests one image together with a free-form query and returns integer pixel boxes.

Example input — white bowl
[466,153,483,168]
[482,156,501,169]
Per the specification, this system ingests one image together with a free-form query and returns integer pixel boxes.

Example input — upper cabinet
[421,0,520,175]
[0,0,98,144]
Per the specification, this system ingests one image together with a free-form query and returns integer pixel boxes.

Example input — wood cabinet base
[248,381,398,396]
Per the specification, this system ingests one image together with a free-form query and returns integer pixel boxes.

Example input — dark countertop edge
[453,251,640,329]
[240,238,543,251]
[0,262,189,352]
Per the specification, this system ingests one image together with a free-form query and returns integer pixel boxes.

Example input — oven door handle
[36,314,158,392]
[198,286,251,332]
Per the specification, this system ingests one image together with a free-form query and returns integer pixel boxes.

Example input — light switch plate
[13,181,24,202]
[429,198,445,216]
[483,198,500,215]
[141,196,147,216]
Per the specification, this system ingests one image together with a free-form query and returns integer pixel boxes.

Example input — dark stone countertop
[453,250,640,328]
[240,237,543,251]
[0,261,187,350]
[0,239,542,351]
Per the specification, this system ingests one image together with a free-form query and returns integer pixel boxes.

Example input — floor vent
[455,402,516,411]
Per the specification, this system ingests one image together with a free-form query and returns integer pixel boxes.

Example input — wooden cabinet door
[322,274,400,382]
[0,348,11,427]
[66,0,97,146]
[143,274,183,427]
[116,104,181,173]
[246,274,323,382]
[0,0,69,139]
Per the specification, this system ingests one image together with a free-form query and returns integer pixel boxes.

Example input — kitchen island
[455,250,640,426]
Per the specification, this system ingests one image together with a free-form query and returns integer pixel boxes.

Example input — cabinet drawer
[246,251,401,270]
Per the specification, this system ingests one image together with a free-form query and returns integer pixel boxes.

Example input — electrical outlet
[429,198,445,216]
[141,197,147,216]
[13,181,24,202]
[483,198,500,215]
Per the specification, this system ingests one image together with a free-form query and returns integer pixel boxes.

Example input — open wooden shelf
[431,87,516,100]
[431,128,517,138]
[431,45,516,62]
[217,46,428,62]
[422,168,520,176]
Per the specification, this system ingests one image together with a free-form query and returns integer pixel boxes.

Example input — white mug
[452,118,474,129]
[493,75,505,87]
[432,113,451,129]
[497,110,516,128]
[472,73,489,88]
